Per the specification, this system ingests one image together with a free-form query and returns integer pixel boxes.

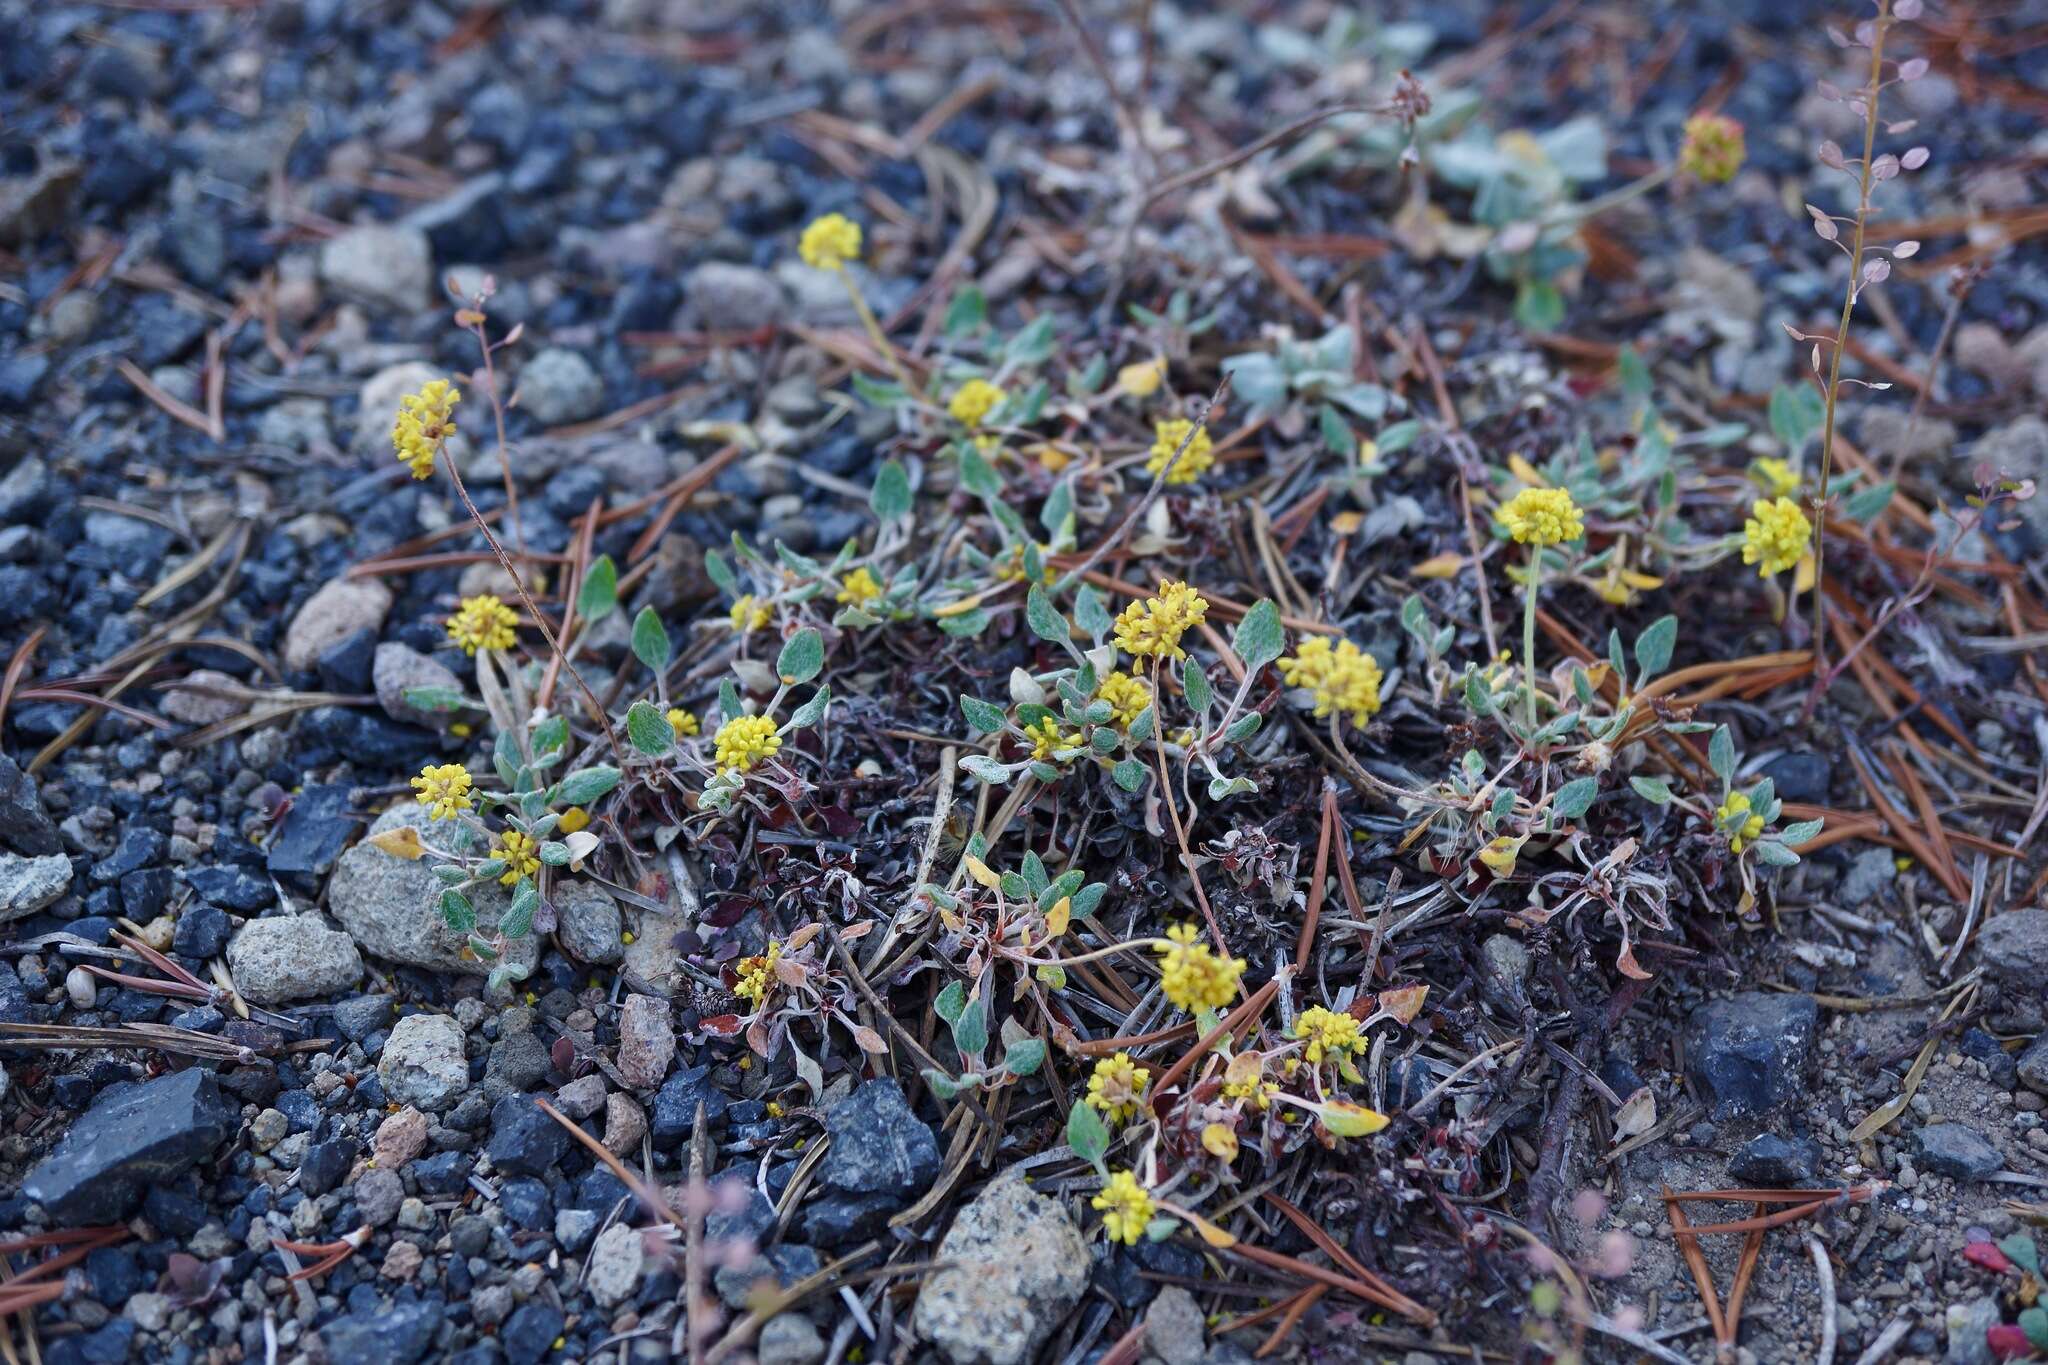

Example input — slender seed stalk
[1523,553,1542,736]
[836,273,920,399]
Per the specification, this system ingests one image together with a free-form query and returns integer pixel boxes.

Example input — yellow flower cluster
[1717,792,1765,853]
[393,379,459,480]
[1278,638,1383,728]
[1091,1169,1155,1246]
[491,829,540,886]
[714,715,781,773]
[667,708,700,738]
[1750,458,1800,498]
[1113,581,1208,661]
[1741,497,1811,577]
[1498,487,1584,547]
[1023,715,1083,762]
[447,595,518,656]
[1680,113,1746,184]
[836,566,884,609]
[1294,1006,1365,1064]
[1156,923,1244,1013]
[730,595,772,634]
[1118,357,1167,398]
[799,213,862,271]
[1146,418,1213,485]
[1097,671,1152,728]
[1085,1052,1151,1126]
[734,940,782,1005]
[1222,1070,1276,1110]
[411,763,473,820]
[947,379,1005,429]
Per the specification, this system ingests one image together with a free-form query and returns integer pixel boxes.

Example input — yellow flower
[734,940,782,1005]
[1085,1053,1151,1126]
[1497,487,1585,547]
[1717,792,1766,853]
[410,763,473,820]
[1156,923,1245,1013]
[667,708,700,738]
[1097,671,1152,728]
[836,566,885,609]
[1294,1006,1365,1064]
[1113,580,1208,661]
[1278,638,1383,728]
[1750,458,1800,498]
[1118,357,1167,398]
[1679,113,1746,184]
[446,595,519,655]
[947,379,1005,429]
[1222,1071,1276,1110]
[1022,715,1082,762]
[491,829,540,886]
[730,595,772,634]
[1091,1169,1155,1246]
[1591,562,1665,607]
[392,379,460,480]
[714,714,781,773]
[799,213,862,271]
[1146,418,1213,485]
[1741,497,1811,577]
[557,806,590,834]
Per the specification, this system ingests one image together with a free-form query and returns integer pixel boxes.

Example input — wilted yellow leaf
[1201,1123,1239,1163]
[1178,1206,1238,1248]
[1224,1049,1264,1088]
[1376,984,1429,1025]
[1507,453,1549,488]
[367,827,426,860]
[963,855,1001,891]
[1045,895,1072,938]
[1477,835,1526,878]
[1117,357,1167,397]
[1411,553,1465,579]
[1319,1100,1391,1137]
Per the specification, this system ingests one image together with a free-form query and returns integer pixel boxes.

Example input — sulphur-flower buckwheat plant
[392,378,459,479]
[1022,715,1083,763]
[714,715,782,774]
[1113,580,1208,661]
[1156,923,1245,1014]
[490,830,540,886]
[835,566,884,609]
[798,213,861,271]
[1096,670,1152,728]
[1716,792,1765,853]
[667,708,700,738]
[1147,417,1214,485]
[1497,487,1585,547]
[733,940,782,1006]
[1678,113,1746,184]
[411,763,474,820]
[447,595,519,656]
[947,378,1004,429]
[1092,1170,1156,1246]
[1750,457,1801,498]
[1279,637,1383,728]
[1085,1052,1150,1125]
[729,594,772,634]
[1294,1006,1366,1064]
[1741,497,1812,577]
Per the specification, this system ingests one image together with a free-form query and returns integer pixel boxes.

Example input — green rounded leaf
[632,606,672,672]
[625,700,674,756]
[777,628,825,685]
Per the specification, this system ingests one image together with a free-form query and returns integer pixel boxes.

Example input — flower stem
[1522,552,1542,737]
[836,272,919,399]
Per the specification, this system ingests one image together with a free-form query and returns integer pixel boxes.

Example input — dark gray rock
[1758,751,1831,805]
[22,1068,238,1223]
[266,783,362,883]
[172,903,232,959]
[652,1064,728,1145]
[318,1296,442,1365]
[333,994,394,1042]
[183,864,272,912]
[487,1093,568,1176]
[1727,1133,1821,1186]
[300,1139,354,1197]
[1977,910,2048,987]
[1916,1123,2003,1180]
[483,1031,552,1098]
[501,1302,564,1365]
[1682,992,1818,1118]
[1963,1028,2021,1091]
[0,754,60,856]
[800,1078,938,1245]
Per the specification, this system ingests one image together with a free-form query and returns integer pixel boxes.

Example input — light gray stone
[0,853,72,920]
[616,994,675,1089]
[226,916,363,1004]
[912,1174,1089,1365]
[378,1012,470,1111]
[319,224,432,313]
[556,879,623,964]
[283,578,392,672]
[587,1222,646,1308]
[328,802,538,979]
[518,348,606,427]
[373,643,462,729]
[757,1313,826,1365]
[687,261,787,327]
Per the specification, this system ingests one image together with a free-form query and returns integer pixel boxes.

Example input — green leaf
[1752,840,1800,867]
[577,554,618,621]
[849,371,908,407]
[625,700,674,756]
[936,608,990,638]
[704,549,736,595]
[1777,818,1825,846]
[539,840,571,866]
[402,686,471,713]
[502,881,539,939]
[1375,419,1421,457]
[788,684,832,729]
[960,754,1010,784]
[1224,713,1262,743]
[1464,670,1495,717]
[951,999,988,1060]
[632,606,671,672]
[556,766,621,807]
[532,715,569,758]
[943,285,986,337]
[1616,344,1652,405]
[777,628,825,684]
[1020,851,1049,895]
[439,889,476,934]
[1003,314,1056,366]
[957,442,1003,501]
[960,695,1008,735]
[1183,659,1213,712]
[1041,480,1074,540]
[1025,586,1068,644]
[1112,758,1147,791]
[1553,777,1599,820]
[1128,705,1155,743]
[718,678,742,723]
[935,980,966,1025]
[870,459,912,522]
[999,871,1030,899]
[1231,599,1285,671]
[2003,1233,2043,1279]
[1633,616,1677,680]
[1514,278,1565,331]
[1708,726,1736,782]
[1629,775,1672,805]
[1318,404,1356,458]
[922,1068,976,1101]
[1039,870,1084,910]
[2022,1306,2048,1353]
[1841,480,1895,523]
[1769,383,1824,454]
[1003,1039,1047,1076]
[1073,585,1111,637]
[1067,1097,1111,1165]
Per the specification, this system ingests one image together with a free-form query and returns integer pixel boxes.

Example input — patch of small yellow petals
[491,830,540,886]
[1680,113,1746,184]
[1023,716,1082,763]
[1278,638,1383,728]
[1096,671,1152,728]
[1084,1052,1150,1126]
[1717,792,1765,853]
[1156,923,1244,1013]
[667,708,700,738]
[714,715,781,774]
[947,379,1005,429]
[393,379,459,480]
[734,940,782,1005]
[1498,487,1584,547]
[1113,580,1208,662]
[729,595,772,634]
[1092,1170,1155,1246]
[1294,1006,1365,1064]
[1750,458,1801,498]
[1146,418,1213,485]
[1741,497,1811,577]
[411,763,473,820]
[447,595,518,656]
[1118,357,1167,398]
[836,567,884,609]
[798,213,861,271]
